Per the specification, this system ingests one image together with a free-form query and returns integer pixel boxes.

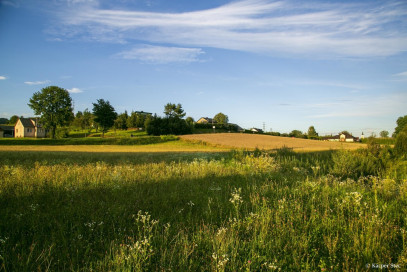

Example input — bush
[146,116,192,136]
[394,132,407,158]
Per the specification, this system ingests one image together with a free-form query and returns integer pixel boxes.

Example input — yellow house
[196,117,216,124]
[15,118,47,138]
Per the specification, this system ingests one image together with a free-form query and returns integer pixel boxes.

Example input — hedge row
[0,135,178,146]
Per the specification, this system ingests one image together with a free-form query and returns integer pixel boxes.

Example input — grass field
[181,133,366,151]
[1,139,406,271]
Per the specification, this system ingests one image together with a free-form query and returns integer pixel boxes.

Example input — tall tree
[307,126,318,138]
[28,86,74,139]
[393,115,407,137]
[379,130,389,138]
[8,115,19,125]
[164,103,186,118]
[92,99,117,137]
[213,112,229,124]
[114,111,129,130]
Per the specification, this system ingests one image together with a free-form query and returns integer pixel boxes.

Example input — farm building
[251,128,264,133]
[327,132,359,142]
[14,118,47,138]
[0,125,15,138]
[197,117,216,124]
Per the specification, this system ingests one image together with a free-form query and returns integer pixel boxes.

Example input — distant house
[327,132,359,142]
[134,111,152,116]
[14,118,47,138]
[0,125,15,138]
[251,128,263,133]
[197,117,216,124]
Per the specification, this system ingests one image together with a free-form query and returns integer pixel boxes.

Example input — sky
[1,0,407,136]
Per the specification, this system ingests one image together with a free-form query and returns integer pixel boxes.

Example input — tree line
[21,86,234,138]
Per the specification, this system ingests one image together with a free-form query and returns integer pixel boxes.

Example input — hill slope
[181,133,365,151]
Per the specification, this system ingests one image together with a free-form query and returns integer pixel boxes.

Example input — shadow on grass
[0,150,231,166]
[0,171,255,271]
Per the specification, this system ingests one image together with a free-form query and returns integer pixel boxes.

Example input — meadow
[0,139,406,271]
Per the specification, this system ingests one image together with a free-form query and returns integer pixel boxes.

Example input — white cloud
[55,0,407,58]
[67,87,83,93]
[394,71,407,77]
[24,80,51,85]
[116,45,205,64]
[0,76,7,80]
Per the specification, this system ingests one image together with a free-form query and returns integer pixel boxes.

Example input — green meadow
[0,141,406,271]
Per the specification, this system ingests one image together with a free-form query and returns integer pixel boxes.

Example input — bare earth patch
[180,133,365,151]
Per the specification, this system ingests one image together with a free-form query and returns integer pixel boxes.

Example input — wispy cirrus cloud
[24,80,51,85]
[116,45,205,64]
[53,0,407,58]
[0,76,7,80]
[67,87,83,93]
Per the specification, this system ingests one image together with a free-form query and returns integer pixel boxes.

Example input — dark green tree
[114,111,129,130]
[127,111,138,128]
[8,115,19,125]
[307,126,318,139]
[393,115,407,137]
[213,112,229,124]
[394,131,407,158]
[379,130,389,138]
[164,103,186,118]
[185,116,195,127]
[289,130,304,138]
[92,99,117,137]
[28,86,74,139]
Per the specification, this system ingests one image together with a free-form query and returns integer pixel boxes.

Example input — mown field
[181,133,366,151]
[0,139,406,271]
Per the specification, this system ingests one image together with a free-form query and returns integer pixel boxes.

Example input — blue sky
[1,0,406,136]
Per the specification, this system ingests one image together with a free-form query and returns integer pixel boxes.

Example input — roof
[0,125,14,131]
[198,117,216,123]
[18,118,35,128]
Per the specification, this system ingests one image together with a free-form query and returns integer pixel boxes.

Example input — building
[251,128,264,133]
[0,125,15,138]
[197,117,216,124]
[14,118,47,138]
[327,132,359,142]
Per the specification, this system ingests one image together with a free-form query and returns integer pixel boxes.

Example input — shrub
[394,132,407,158]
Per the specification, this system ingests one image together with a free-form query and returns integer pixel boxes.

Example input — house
[14,118,47,138]
[197,117,216,124]
[0,125,15,138]
[251,128,264,133]
[327,132,359,142]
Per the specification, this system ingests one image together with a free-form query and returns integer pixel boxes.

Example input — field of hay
[181,133,365,151]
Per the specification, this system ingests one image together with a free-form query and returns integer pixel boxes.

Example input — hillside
[181,133,366,151]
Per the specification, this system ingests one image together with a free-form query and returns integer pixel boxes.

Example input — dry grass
[180,133,366,151]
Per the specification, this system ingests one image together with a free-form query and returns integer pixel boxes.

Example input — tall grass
[0,148,406,271]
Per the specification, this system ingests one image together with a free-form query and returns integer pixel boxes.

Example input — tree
[127,111,138,128]
[185,116,195,127]
[394,131,407,158]
[92,99,117,137]
[8,115,19,125]
[393,115,407,137]
[213,112,229,124]
[379,130,389,138]
[289,130,304,138]
[307,126,318,139]
[164,103,186,118]
[28,86,74,139]
[114,111,129,130]
[82,109,93,133]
